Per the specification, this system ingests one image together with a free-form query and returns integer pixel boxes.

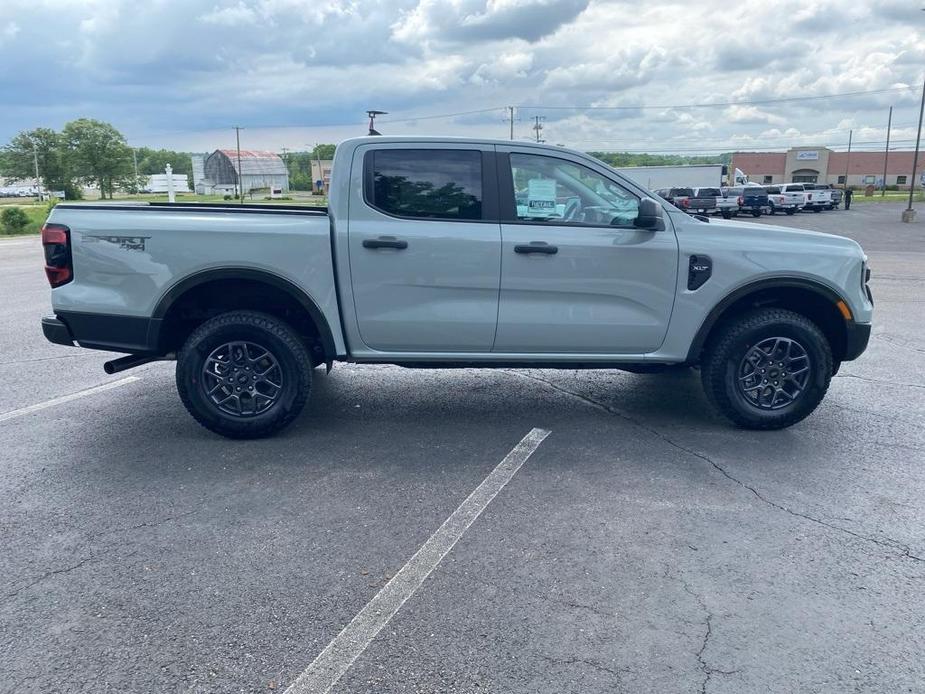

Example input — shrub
[1,206,30,234]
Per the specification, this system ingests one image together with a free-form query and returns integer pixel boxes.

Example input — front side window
[509,153,639,226]
[368,149,482,220]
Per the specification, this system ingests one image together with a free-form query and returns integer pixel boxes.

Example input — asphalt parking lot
[1,202,923,694]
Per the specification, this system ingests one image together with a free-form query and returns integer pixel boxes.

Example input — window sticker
[525,178,557,218]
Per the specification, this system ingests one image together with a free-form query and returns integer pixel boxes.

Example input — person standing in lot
[844,187,853,210]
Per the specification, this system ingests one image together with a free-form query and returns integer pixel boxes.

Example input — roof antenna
[367,110,387,136]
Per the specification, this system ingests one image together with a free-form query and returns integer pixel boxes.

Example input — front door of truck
[347,145,501,353]
[493,149,678,354]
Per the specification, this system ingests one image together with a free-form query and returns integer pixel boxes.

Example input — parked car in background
[654,187,693,210]
[808,183,841,209]
[790,182,831,212]
[687,187,718,215]
[696,187,736,218]
[724,186,769,217]
[778,183,822,213]
[766,186,804,215]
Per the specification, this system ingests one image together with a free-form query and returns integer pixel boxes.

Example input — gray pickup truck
[41,136,873,438]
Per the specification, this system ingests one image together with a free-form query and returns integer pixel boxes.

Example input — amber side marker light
[836,300,853,321]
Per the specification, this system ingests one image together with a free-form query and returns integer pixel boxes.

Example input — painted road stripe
[0,376,140,423]
[283,426,551,694]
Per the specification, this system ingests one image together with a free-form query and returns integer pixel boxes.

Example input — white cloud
[0,0,922,153]
[199,2,257,26]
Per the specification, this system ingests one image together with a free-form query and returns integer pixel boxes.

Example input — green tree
[311,144,336,160]
[1,128,79,198]
[133,147,194,176]
[62,119,134,199]
[1,207,29,234]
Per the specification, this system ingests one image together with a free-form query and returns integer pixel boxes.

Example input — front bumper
[844,321,871,361]
[42,315,75,347]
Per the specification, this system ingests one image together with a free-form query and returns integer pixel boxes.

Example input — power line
[379,107,506,125]
[517,86,917,112]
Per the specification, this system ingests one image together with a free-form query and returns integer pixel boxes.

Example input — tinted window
[767,186,781,194]
[670,188,693,196]
[743,187,766,197]
[369,149,482,220]
[698,188,721,196]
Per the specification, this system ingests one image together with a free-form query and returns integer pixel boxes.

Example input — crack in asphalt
[505,371,924,564]
[876,334,925,355]
[5,553,97,600]
[539,654,628,681]
[694,616,739,694]
[836,372,925,390]
[6,510,199,601]
[661,563,738,692]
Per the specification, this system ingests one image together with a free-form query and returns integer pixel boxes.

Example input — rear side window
[367,149,483,220]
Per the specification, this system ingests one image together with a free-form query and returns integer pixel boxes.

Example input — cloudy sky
[0,0,922,154]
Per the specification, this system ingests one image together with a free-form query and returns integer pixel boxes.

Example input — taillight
[680,198,689,208]
[737,196,744,206]
[41,223,72,287]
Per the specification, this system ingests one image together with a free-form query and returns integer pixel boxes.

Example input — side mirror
[635,196,663,229]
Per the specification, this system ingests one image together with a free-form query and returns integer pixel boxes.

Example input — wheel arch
[687,277,851,364]
[150,267,336,361]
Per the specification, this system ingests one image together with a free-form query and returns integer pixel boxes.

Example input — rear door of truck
[345,143,501,352]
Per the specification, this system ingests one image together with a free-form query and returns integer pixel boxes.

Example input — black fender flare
[685,277,851,362]
[149,267,337,359]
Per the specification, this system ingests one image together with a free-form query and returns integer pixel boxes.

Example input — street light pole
[843,129,852,190]
[903,74,925,222]
[881,106,892,197]
[234,126,244,204]
[32,142,43,201]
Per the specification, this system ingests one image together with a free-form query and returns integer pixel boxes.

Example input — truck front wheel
[700,308,832,430]
[176,311,312,439]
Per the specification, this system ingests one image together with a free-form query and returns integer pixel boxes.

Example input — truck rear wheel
[701,308,832,430]
[176,311,312,439]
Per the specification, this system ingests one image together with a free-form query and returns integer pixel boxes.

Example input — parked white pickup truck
[766,185,804,215]
[41,137,873,438]
[779,183,828,212]
[694,187,737,219]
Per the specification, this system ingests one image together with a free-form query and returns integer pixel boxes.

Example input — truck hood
[704,217,863,255]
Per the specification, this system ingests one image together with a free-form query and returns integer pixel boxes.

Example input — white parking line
[283,426,551,694]
[0,376,140,422]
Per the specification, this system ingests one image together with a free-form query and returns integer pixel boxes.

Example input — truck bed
[45,202,343,355]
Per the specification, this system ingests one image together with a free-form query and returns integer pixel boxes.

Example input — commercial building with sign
[731,146,925,188]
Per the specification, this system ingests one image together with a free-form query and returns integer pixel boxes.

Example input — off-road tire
[701,308,832,430]
[177,311,312,439]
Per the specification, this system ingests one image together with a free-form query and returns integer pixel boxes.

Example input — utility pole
[532,116,545,143]
[881,106,892,197]
[132,148,139,178]
[32,141,43,201]
[843,129,852,190]
[903,73,925,222]
[508,106,514,140]
[234,126,244,203]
